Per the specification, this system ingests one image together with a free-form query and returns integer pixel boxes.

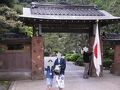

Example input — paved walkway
[11,61,120,90]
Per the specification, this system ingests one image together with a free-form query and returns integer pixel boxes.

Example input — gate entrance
[0,2,120,80]
[19,2,120,79]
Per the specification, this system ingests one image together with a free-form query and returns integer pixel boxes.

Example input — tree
[0,5,32,37]
[0,0,15,7]
[44,33,89,55]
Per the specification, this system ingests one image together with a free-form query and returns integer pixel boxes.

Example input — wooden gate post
[89,35,103,77]
[111,44,120,75]
[31,36,44,79]
[88,35,97,77]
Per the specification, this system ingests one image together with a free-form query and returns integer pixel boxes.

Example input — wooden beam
[21,18,95,25]
[42,27,91,33]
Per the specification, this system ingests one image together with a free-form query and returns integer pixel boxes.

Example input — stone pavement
[10,61,120,90]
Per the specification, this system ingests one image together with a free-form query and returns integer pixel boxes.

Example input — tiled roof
[31,4,105,16]
[102,33,120,40]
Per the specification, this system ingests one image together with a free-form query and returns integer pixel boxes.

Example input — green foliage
[65,53,84,66]
[0,0,15,7]
[0,5,32,37]
[0,48,5,53]
[44,33,88,56]
[0,5,17,20]
[24,26,33,37]
[18,0,32,3]
[44,51,50,56]
[65,53,80,62]
[104,48,114,60]
[75,56,84,66]
[0,81,10,90]
[103,59,113,70]
[103,47,114,70]
[0,81,9,86]
[44,33,67,55]
[47,0,54,2]
[14,4,23,14]
[14,2,30,14]
[70,54,80,62]
[65,54,73,61]
[0,5,19,33]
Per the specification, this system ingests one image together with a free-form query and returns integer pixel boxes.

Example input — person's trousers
[83,63,90,79]
[55,74,65,89]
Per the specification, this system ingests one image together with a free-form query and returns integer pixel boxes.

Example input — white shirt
[58,58,61,64]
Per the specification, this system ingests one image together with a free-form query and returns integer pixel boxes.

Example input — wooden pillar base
[89,62,104,77]
[31,36,44,80]
[111,63,120,75]
[111,44,120,76]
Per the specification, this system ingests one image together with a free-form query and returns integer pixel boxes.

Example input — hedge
[65,53,84,66]
[65,53,80,62]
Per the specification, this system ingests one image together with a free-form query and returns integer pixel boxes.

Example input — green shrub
[14,4,22,14]
[65,54,72,61]
[75,55,84,66]
[44,52,50,56]
[104,48,114,60]
[70,54,80,62]
[65,53,81,62]
[0,81,10,90]
[0,81,9,86]
[103,58,113,70]
[0,48,5,53]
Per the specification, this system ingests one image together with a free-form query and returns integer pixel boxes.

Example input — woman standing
[53,52,66,90]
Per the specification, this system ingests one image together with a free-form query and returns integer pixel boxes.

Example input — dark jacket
[53,58,66,75]
[83,51,92,63]
[45,66,54,78]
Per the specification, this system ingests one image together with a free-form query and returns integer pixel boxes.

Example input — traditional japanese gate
[19,2,120,79]
[1,2,120,80]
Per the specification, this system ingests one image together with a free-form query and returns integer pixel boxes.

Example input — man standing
[81,47,92,79]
